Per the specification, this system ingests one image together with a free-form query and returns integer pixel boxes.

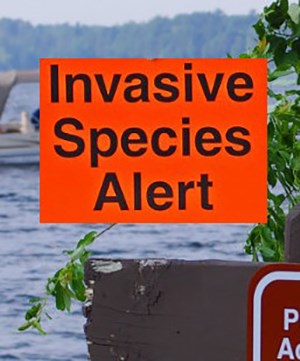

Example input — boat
[0,69,39,165]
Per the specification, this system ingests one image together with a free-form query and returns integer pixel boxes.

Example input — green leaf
[268,68,294,81]
[285,89,300,96]
[274,44,288,67]
[70,276,86,302]
[280,0,289,14]
[32,321,47,336]
[76,231,98,249]
[268,169,277,187]
[62,250,73,256]
[239,53,251,59]
[253,18,266,40]
[54,283,66,311]
[29,297,41,304]
[25,303,42,321]
[18,321,34,332]
[268,121,275,140]
[62,288,72,312]
[70,263,85,300]
[260,243,276,261]
[273,194,286,207]
[265,2,287,29]
[79,250,92,265]
[69,247,84,262]
[288,3,300,24]
[292,39,300,53]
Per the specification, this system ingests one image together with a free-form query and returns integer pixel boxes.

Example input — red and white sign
[248,264,300,361]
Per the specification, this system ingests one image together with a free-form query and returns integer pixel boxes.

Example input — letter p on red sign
[248,265,300,360]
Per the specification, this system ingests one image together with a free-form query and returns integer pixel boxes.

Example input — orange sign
[40,58,267,223]
[248,265,300,361]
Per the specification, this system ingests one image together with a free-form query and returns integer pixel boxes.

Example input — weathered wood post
[83,205,300,360]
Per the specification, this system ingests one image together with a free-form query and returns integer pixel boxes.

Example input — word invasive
[50,63,253,103]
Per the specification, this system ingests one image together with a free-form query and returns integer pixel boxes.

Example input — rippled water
[0,84,253,360]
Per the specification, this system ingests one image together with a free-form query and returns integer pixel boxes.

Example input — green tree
[0,12,256,70]
[244,0,300,261]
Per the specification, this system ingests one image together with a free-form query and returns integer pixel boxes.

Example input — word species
[54,117,250,167]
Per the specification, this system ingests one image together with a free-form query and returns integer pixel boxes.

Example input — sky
[1,0,273,26]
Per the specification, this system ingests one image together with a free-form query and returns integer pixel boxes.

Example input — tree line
[0,11,257,70]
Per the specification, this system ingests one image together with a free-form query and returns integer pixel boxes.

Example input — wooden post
[84,260,264,360]
[84,203,300,360]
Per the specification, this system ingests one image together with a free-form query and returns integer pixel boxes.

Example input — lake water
[0,84,252,360]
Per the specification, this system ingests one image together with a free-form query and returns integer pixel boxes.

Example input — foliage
[243,0,300,261]
[0,12,257,70]
[19,225,115,335]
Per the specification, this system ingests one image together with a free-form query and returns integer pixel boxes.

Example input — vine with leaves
[19,225,115,334]
[19,0,300,334]
[243,0,300,262]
